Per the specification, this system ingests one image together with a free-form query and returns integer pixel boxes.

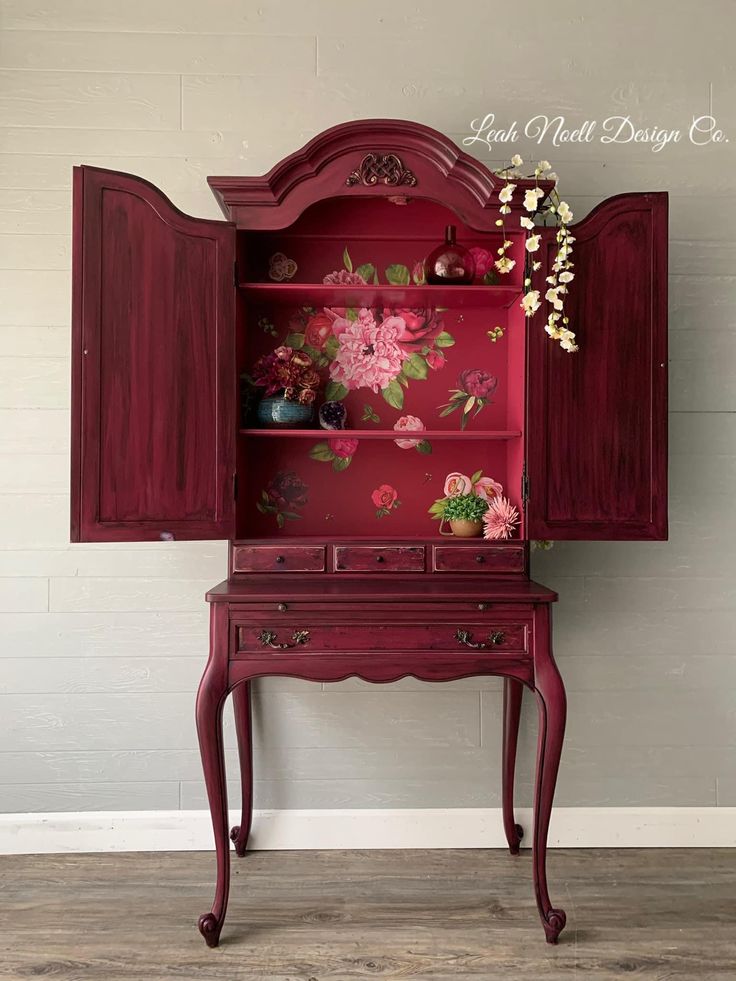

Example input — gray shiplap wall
[1,0,735,814]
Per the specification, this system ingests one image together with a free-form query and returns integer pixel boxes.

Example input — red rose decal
[458,368,498,399]
[266,471,309,510]
[304,311,333,349]
[328,437,359,459]
[383,308,444,348]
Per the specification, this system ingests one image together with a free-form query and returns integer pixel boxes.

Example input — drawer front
[232,545,325,573]
[334,546,425,573]
[433,545,526,574]
[236,621,527,656]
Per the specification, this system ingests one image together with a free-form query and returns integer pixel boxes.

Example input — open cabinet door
[527,192,668,541]
[71,167,236,542]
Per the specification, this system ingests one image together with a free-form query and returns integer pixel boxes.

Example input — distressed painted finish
[231,544,325,573]
[433,544,527,574]
[71,166,236,542]
[527,193,668,540]
[334,545,425,573]
[197,580,566,946]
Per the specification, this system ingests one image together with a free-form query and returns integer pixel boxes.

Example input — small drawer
[334,546,425,573]
[232,545,325,573]
[433,545,526,574]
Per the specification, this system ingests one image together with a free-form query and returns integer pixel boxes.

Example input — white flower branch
[492,157,578,353]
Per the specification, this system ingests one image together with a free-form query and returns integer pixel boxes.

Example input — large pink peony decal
[283,248,455,413]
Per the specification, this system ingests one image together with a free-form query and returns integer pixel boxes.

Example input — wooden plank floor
[0,848,734,980]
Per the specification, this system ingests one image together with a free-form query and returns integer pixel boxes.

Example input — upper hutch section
[207,118,554,231]
[70,119,667,546]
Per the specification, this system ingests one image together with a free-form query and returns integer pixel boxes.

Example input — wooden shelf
[240,429,521,440]
[239,282,522,309]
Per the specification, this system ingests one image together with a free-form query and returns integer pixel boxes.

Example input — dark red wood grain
[71,166,236,542]
[527,193,668,540]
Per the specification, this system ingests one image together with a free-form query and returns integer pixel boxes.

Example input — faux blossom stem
[493,156,578,353]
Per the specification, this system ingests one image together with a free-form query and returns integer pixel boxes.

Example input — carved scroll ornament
[346,152,417,188]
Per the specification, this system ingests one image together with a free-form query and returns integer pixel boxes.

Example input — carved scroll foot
[230,825,248,858]
[542,908,567,944]
[509,822,524,856]
[198,912,223,948]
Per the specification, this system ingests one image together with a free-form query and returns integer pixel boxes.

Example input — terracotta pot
[449,518,483,538]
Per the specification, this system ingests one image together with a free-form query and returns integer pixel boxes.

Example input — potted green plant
[441,492,489,538]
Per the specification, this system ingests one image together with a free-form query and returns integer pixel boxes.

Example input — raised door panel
[71,167,236,542]
[527,192,668,540]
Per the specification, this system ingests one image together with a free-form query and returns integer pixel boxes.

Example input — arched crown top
[208,119,552,231]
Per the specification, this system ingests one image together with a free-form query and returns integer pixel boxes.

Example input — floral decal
[439,368,498,429]
[362,404,381,424]
[257,471,308,528]
[309,436,359,472]
[268,252,298,281]
[393,415,431,454]
[372,484,401,519]
[468,247,500,285]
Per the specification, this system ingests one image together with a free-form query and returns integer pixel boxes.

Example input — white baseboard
[1,807,735,854]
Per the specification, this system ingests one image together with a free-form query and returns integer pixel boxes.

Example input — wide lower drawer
[433,544,526,573]
[334,545,425,573]
[235,621,528,656]
[232,545,325,573]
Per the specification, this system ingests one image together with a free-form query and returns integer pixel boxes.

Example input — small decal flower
[483,496,520,540]
[439,369,498,430]
[309,437,359,472]
[304,311,334,349]
[372,484,401,519]
[323,268,367,286]
[469,247,498,285]
[426,349,446,370]
[268,252,298,282]
[393,415,431,454]
[256,471,308,528]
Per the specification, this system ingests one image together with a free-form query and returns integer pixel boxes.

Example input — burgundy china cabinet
[70,119,667,946]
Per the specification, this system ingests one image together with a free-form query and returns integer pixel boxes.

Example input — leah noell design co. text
[464,113,728,153]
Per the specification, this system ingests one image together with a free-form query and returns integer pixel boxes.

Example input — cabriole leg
[197,605,231,948]
[230,680,253,858]
[502,677,524,855]
[532,607,567,944]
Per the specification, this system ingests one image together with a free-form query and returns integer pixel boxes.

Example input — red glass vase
[424,225,475,284]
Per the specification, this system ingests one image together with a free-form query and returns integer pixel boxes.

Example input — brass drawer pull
[455,628,505,649]
[259,629,310,650]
